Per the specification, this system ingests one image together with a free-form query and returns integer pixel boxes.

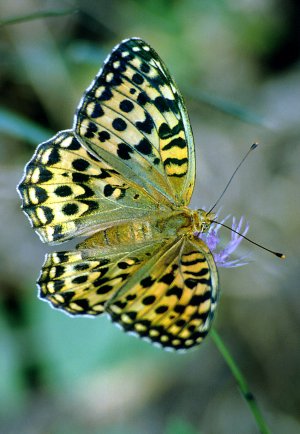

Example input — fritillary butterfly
[18,38,218,351]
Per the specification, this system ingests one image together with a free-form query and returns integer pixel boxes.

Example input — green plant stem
[0,9,77,27]
[211,329,271,434]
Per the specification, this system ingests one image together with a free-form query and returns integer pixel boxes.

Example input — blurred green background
[0,1,299,433]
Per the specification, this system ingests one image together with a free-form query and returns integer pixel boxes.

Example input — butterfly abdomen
[79,221,155,248]
[77,210,192,250]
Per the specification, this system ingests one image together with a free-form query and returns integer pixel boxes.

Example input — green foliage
[0,107,52,145]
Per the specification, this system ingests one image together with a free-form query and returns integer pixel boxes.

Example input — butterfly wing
[38,233,218,350]
[18,130,168,244]
[75,37,195,207]
[38,238,165,315]
[107,235,218,350]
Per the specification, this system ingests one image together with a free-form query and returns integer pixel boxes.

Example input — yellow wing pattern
[38,240,164,315]
[38,234,218,351]
[75,38,195,206]
[18,130,167,244]
[108,236,218,350]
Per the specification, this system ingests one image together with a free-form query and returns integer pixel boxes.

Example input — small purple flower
[198,214,250,268]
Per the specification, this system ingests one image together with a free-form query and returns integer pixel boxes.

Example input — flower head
[198,213,250,268]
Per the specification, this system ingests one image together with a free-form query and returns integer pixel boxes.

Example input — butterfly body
[18,38,219,351]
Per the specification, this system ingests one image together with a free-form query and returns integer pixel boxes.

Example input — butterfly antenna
[207,143,258,215]
[211,219,286,259]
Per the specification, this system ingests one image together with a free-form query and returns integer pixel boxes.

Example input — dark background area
[0,1,299,433]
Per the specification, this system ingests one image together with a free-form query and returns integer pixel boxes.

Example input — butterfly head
[195,209,215,233]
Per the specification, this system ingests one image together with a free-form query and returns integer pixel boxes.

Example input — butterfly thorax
[195,209,215,233]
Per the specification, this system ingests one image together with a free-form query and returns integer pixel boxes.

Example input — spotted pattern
[18,131,160,243]
[107,236,218,350]
[38,241,163,315]
[18,38,219,351]
[75,38,195,206]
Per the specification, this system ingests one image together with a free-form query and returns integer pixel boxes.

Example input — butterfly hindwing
[38,238,164,316]
[107,236,219,350]
[75,37,195,207]
[38,232,218,350]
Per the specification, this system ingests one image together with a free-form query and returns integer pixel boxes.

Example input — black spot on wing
[166,286,183,298]
[153,96,171,113]
[135,138,153,155]
[185,268,209,277]
[125,310,137,320]
[142,295,156,305]
[74,263,90,271]
[132,73,144,85]
[67,138,81,150]
[174,304,185,314]
[189,292,211,306]
[97,169,112,179]
[96,87,113,102]
[159,272,175,285]
[159,120,184,139]
[175,319,186,327]
[78,185,95,199]
[72,275,88,284]
[33,186,48,203]
[117,142,133,160]
[158,123,172,139]
[135,112,154,134]
[163,157,188,167]
[72,172,89,183]
[98,131,110,142]
[96,284,114,294]
[137,91,150,106]
[103,185,114,197]
[37,206,54,224]
[140,63,150,73]
[83,122,97,139]
[62,203,79,216]
[55,185,72,197]
[119,99,134,113]
[140,276,155,288]
[36,167,52,183]
[162,137,186,151]
[72,159,90,171]
[155,305,168,314]
[48,148,60,165]
[181,256,206,266]
[112,118,127,132]
[90,103,104,118]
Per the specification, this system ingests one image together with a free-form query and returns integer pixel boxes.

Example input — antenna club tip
[276,252,286,259]
[251,142,259,150]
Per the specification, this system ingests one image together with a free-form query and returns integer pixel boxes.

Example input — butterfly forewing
[18,130,167,244]
[75,38,195,207]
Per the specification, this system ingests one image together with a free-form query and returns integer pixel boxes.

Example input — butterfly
[18,37,219,351]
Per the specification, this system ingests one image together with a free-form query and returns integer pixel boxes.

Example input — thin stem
[0,9,76,27]
[211,329,272,434]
